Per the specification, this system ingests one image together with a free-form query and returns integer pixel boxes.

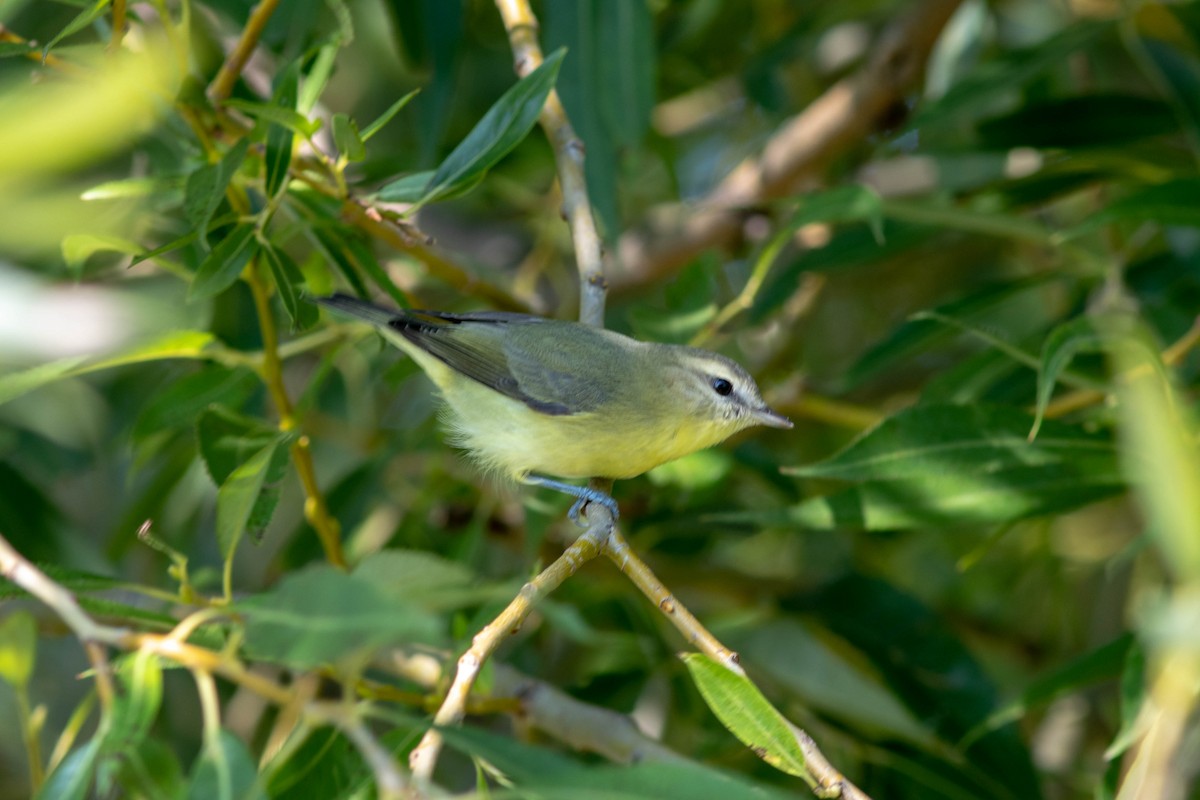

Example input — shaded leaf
[682,653,814,783]
[35,735,103,800]
[265,60,301,198]
[332,113,366,162]
[186,729,263,800]
[1071,178,1200,235]
[215,435,289,557]
[262,243,319,331]
[189,223,258,302]
[223,99,320,139]
[360,88,420,141]
[133,366,259,440]
[239,565,440,669]
[596,0,656,147]
[185,139,249,250]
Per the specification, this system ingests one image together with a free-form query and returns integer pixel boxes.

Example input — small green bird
[316,294,791,521]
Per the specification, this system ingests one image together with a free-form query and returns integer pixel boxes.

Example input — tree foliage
[1,1,1199,798]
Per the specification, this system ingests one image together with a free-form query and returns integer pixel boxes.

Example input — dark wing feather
[388,311,578,415]
[315,294,605,416]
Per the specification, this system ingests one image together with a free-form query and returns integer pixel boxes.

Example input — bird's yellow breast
[431,366,737,480]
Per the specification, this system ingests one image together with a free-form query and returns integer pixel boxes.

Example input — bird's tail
[312,293,403,327]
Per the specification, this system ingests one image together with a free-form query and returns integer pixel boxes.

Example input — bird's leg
[521,475,619,526]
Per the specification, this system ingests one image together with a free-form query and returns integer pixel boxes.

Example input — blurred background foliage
[2,0,1200,798]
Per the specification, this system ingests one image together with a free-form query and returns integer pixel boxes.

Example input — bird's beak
[753,405,793,429]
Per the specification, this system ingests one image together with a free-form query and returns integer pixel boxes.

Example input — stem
[494,0,606,326]
[109,0,127,51]
[408,512,614,786]
[246,261,346,568]
[207,0,281,103]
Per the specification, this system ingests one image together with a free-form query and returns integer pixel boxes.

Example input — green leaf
[354,550,509,611]
[61,234,142,276]
[1070,178,1200,235]
[215,435,289,557]
[134,367,259,440]
[238,565,440,669]
[360,88,420,141]
[0,357,87,407]
[0,41,37,58]
[197,406,281,484]
[185,139,250,250]
[734,620,937,749]
[847,275,1059,389]
[418,49,565,205]
[297,43,340,116]
[41,0,109,57]
[724,404,1125,530]
[189,224,258,302]
[332,113,366,162]
[265,60,301,198]
[110,650,163,747]
[596,0,656,147]
[0,611,36,690]
[223,99,320,139]
[375,170,435,203]
[0,331,216,408]
[35,735,104,800]
[788,184,884,244]
[963,634,1132,749]
[682,653,815,784]
[186,729,263,800]
[1030,314,1147,440]
[261,243,319,331]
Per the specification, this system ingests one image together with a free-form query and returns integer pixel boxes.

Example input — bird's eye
[711,377,734,396]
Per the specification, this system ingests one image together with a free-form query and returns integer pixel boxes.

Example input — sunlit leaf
[239,565,440,669]
[0,612,36,690]
[682,653,814,782]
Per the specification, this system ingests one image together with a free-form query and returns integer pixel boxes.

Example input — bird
[315,294,792,522]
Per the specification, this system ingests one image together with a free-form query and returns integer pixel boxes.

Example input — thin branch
[109,0,127,51]
[408,512,615,786]
[207,0,281,103]
[603,530,873,800]
[308,702,409,800]
[494,0,607,327]
[612,0,964,292]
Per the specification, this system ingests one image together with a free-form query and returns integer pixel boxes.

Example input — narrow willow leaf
[132,230,199,267]
[376,170,434,202]
[81,176,182,201]
[0,612,36,690]
[41,0,109,58]
[61,234,142,275]
[682,653,814,783]
[34,735,104,800]
[0,41,36,58]
[418,49,565,205]
[188,224,258,302]
[1030,314,1147,440]
[238,565,440,669]
[1069,178,1200,236]
[133,367,258,440]
[184,139,249,250]
[360,88,420,141]
[186,729,263,800]
[332,113,366,162]
[788,184,885,243]
[110,650,163,746]
[261,243,319,330]
[717,405,1125,530]
[962,634,1131,749]
[0,331,215,408]
[298,43,339,116]
[596,0,655,147]
[265,60,301,198]
[215,435,287,558]
[223,98,320,139]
